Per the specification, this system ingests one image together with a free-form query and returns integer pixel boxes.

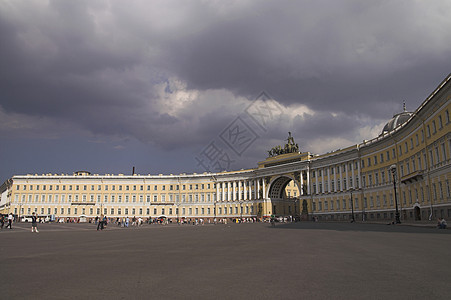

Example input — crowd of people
[1,212,448,231]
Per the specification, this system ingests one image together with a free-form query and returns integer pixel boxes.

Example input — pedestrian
[97,214,104,230]
[0,214,4,229]
[437,218,447,229]
[31,212,39,233]
[6,213,13,229]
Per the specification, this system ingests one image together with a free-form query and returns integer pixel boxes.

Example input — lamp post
[239,200,243,220]
[294,197,298,222]
[350,188,355,223]
[390,164,401,224]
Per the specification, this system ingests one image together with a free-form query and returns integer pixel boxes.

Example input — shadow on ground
[268,221,451,234]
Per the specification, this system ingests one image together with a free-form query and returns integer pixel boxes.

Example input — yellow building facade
[1,74,450,222]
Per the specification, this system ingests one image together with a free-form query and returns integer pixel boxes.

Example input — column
[333,166,337,192]
[340,164,343,192]
[357,160,361,189]
[222,183,225,202]
[227,182,231,202]
[216,183,220,202]
[345,163,349,190]
[315,169,319,194]
[243,181,247,200]
[327,167,330,193]
[257,179,260,199]
[351,161,355,189]
[238,181,242,201]
[300,170,304,196]
[262,179,266,200]
[232,181,236,201]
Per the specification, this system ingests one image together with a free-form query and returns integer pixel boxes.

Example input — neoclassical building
[1,74,450,222]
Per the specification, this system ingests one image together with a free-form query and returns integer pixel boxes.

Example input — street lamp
[294,198,298,222]
[350,188,355,223]
[239,200,243,220]
[390,164,401,224]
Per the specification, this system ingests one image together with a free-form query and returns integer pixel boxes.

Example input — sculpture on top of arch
[267,132,300,157]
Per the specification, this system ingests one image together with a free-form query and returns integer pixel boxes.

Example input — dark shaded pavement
[1,222,450,299]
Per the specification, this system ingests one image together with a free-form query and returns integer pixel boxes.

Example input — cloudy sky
[1,0,450,183]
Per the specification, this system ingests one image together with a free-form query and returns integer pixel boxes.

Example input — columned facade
[1,74,450,223]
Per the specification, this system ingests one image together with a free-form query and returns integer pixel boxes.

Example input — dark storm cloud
[1,0,450,157]
[161,0,451,116]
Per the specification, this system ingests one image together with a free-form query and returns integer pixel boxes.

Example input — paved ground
[1,221,450,299]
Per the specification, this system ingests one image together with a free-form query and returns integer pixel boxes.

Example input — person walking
[31,212,39,233]
[6,213,13,229]
[97,214,104,230]
[0,214,4,229]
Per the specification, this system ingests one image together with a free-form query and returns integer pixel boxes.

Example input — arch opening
[267,176,301,219]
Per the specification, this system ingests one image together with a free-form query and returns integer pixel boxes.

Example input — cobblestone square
[1,222,450,299]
